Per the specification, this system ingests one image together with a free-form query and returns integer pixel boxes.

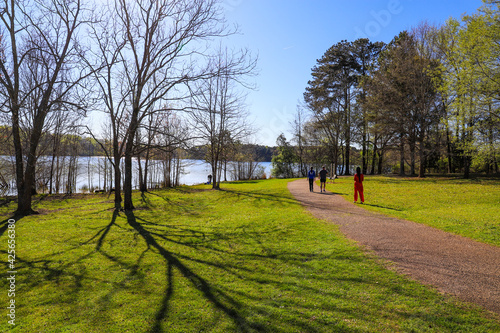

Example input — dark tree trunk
[418,133,426,178]
[362,120,367,174]
[409,141,416,176]
[124,113,139,210]
[377,150,383,175]
[15,104,47,215]
[370,142,377,175]
[463,155,471,179]
[137,155,144,192]
[344,93,351,175]
[113,153,122,209]
[399,133,405,176]
[124,152,134,210]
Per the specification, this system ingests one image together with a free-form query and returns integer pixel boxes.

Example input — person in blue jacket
[307,167,316,192]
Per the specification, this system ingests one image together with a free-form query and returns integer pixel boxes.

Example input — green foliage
[271,134,297,178]
[0,179,498,332]
[436,6,500,177]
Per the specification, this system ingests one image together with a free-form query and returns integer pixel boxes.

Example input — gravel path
[288,178,500,314]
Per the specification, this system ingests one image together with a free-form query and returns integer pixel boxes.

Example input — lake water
[0,156,273,195]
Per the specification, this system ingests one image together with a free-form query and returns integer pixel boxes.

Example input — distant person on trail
[319,166,328,193]
[207,174,212,185]
[307,167,316,192]
[354,166,364,204]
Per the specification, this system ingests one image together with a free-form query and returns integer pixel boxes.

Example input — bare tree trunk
[165,156,171,188]
[137,155,143,192]
[113,152,122,208]
[67,157,73,195]
[377,150,384,175]
[362,118,367,174]
[399,133,405,176]
[175,156,181,187]
[49,137,59,194]
[55,155,62,194]
[344,90,351,175]
[418,135,426,178]
[124,151,134,210]
[409,141,416,176]
[124,113,138,210]
[370,142,377,175]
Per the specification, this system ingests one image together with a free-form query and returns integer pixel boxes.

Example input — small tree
[271,134,296,178]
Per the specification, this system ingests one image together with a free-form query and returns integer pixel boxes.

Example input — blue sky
[221,0,485,146]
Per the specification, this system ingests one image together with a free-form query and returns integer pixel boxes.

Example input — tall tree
[351,39,384,174]
[85,4,128,208]
[478,0,500,121]
[436,14,494,178]
[305,39,382,175]
[114,0,230,209]
[410,23,441,177]
[318,41,356,174]
[0,0,90,215]
[363,31,438,176]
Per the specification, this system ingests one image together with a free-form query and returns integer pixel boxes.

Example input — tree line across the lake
[0,127,275,162]
[273,1,499,179]
[1,1,499,215]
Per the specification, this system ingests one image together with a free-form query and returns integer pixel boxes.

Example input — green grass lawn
[0,178,499,332]
[325,175,500,247]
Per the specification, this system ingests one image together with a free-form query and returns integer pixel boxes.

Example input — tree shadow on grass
[2,187,492,332]
[0,217,13,238]
[0,214,25,238]
[124,210,258,333]
[120,210,424,332]
[362,203,403,211]
[1,209,365,332]
[78,209,120,250]
[334,192,349,196]
[319,191,347,196]
[143,191,206,217]
[219,188,300,207]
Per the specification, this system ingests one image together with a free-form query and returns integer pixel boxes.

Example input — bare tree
[0,0,92,215]
[84,1,130,208]
[45,110,80,194]
[156,110,190,188]
[111,0,232,209]
[189,47,256,189]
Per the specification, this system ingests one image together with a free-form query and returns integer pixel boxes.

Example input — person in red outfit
[354,166,364,204]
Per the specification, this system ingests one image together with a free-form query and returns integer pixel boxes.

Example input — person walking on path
[319,166,328,193]
[287,178,500,314]
[354,166,364,203]
[307,167,316,192]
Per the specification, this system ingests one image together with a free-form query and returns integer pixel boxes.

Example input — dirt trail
[288,178,500,314]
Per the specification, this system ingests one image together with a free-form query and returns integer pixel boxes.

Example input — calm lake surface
[0,156,273,195]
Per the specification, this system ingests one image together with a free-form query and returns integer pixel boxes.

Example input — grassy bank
[0,179,498,332]
[325,175,500,247]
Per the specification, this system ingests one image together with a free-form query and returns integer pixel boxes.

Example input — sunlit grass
[0,179,498,332]
[326,175,500,247]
